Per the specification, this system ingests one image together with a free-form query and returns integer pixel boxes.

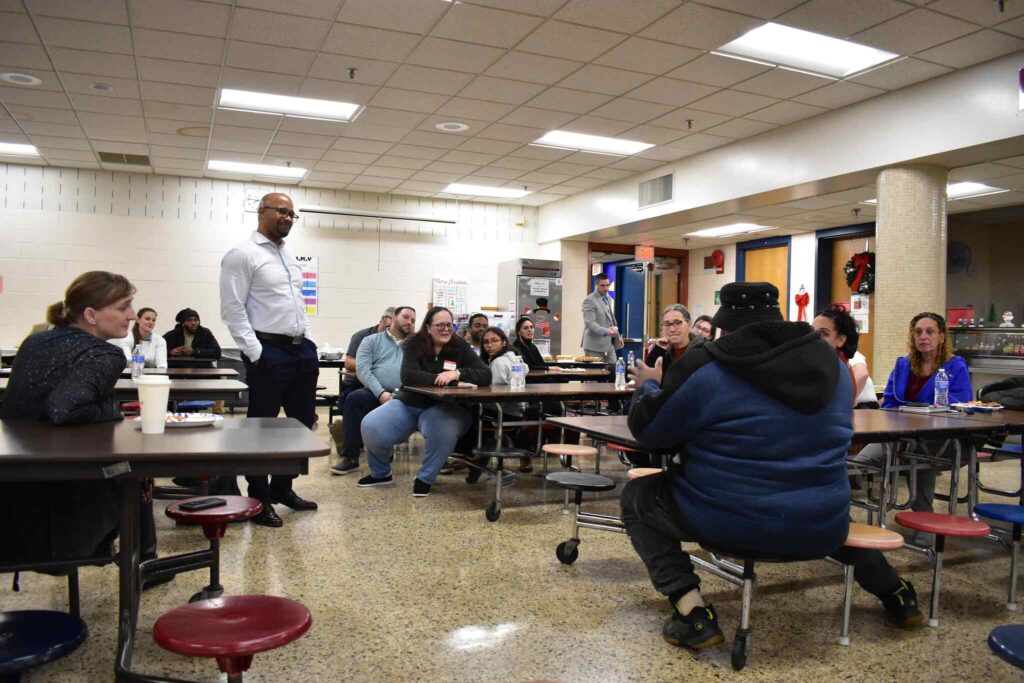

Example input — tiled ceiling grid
[0,0,1023,207]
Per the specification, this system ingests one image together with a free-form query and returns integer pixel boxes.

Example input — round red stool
[153,595,311,683]
[165,496,263,602]
[895,511,990,627]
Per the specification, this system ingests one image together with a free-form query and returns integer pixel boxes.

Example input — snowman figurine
[1000,311,1016,327]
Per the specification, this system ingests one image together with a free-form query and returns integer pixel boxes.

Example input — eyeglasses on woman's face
[482,337,503,347]
[661,319,687,329]
[694,323,711,333]
[431,322,454,331]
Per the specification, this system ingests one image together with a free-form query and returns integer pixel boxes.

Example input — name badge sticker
[443,360,457,372]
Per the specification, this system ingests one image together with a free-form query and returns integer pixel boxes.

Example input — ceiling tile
[696,0,805,19]
[319,150,381,166]
[633,145,696,162]
[471,165,525,180]
[321,23,420,61]
[641,4,762,50]
[137,57,221,88]
[38,148,96,161]
[792,80,885,108]
[594,37,701,75]
[386,144,445,160]
[297,78,377,103]
[369,88,449,114]
[308,54,398,85]
[351,175,402,189]
[733,68,832,99]
[133,29,225,64]
[339,0,447,33]
[948,161,1020,181]
[540,161,599,176]
[430,3,543,48]
[149,144,206,159]
[406,37,504,74]
[230,8,331,47]
[218,68,303,95]
[274,130,339,149]
[702,117,777,139]
[91,141,149,155]
[853,9,979,55]
[143,100,212,123]
[29,0,129,23]
[7,104,78,124]
[331,137,394,154]
[689,89,780,116]
[519,170,573,184]
[397,180,447,192]
[499,106,577,129]
[0,85,71,108]
[279,116,350,136]
[510,145,573,161]
[140,81,215,106]
[386,65,475,96]
[211,123,274,144]
[236,0,340,19]
[996,15,1024,38]
[440,149,501,165]
[410,169,462,182]
[489,155,550,171]
[485,51,583,85]
[560,150,619,165]
[24,134,93,150]
[79,112,147,133]
[69,93,143,116]
[914,29,1024,68]
[225,41,315,76]
[666,53,770,87]
[665,132,731,152]
[556,65,652,96]
[417,115,486,136]
[648,107,730,131]
[2,43,52,70]
[561,116,633,136]
[525,87,612,113]
[20,121,85,137]
[306,171,358,184]
[555,0,678,33]
[146,117,212,135]
[436,97,516,122]
[342,122,413,142]
[373,155,431,170]
[588,97,674,124]
[356,107,425,129]
[776,0,911,37]
[607,156,663,172]
[362,165,416,180]
[314,161,370,175]
[150,157,203,170]
[51,53,138,83]
[152,131,208,148]
[425,160,482,174]
[516,21,626,62]
[930,0,1024,26]
[477,122,546,143]
[459,76,547,105]
[583,167,634,180]
[401,130,465,149]
[626,77,719,107]
[0,65,61,91]
[129,0,230,37]
[849,57,952,90]
[34,16,132,53]
[0,12,39,45]
[621,123,687,144]
[744,100,828,125]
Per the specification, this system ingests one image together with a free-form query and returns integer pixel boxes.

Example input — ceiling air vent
[98,152,151,166]
[639,173,672,208]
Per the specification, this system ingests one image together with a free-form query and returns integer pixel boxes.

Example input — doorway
[737,236,791,319]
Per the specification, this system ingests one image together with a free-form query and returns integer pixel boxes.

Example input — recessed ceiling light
[218,88,361,122]
[0,142,40,157]
[714,22,899,79]
[532,130,653,156]
[176,126,211,138]
[0,72,42,86]
[208,160,307,179]
[684,223,773,238]
[444,183,531,198]
[860,182,1010,205]
[435,121,469,132]
[89,82,115,92]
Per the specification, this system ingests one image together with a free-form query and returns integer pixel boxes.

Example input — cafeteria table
[0,416,329,682]
[0,367,239,380]
[167,357,215,369]
[527,368,610,382]
[0,378,247,403]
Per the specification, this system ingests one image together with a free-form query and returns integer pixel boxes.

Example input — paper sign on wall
[432,277,469,316]
[529,279,549,296]
[296,256,319,316]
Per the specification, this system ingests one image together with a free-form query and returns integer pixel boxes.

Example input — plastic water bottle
[614,358,626,390]
[510,357,526,391]
[933,368,949,408]
[627,350,635,369]
[131,344,145,381]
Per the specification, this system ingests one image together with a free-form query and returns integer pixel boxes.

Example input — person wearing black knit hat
[164,308,222,360]
[620,281,922,655]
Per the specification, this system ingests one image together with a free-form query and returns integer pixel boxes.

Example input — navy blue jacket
[628,322,853,559]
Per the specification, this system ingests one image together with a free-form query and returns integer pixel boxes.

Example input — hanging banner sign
[296,256,319,316]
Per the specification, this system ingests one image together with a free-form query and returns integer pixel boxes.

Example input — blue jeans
[361,399,471,485]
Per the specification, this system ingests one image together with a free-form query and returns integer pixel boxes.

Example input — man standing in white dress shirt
[220,192,319,527]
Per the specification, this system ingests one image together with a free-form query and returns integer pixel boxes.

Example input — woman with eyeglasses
[481,326,534,473]
[692,315,715,341]
[645,304,694,371]
[358,306,491,498]
[812,305,876,407]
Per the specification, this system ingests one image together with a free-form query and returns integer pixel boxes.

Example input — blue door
[615,262,646,362]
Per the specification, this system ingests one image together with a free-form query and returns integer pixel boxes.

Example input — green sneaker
[662,605,725,650]
[881,579,924,628]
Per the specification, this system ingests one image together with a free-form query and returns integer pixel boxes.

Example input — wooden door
[831,236,876,376]
[744,245,789,319]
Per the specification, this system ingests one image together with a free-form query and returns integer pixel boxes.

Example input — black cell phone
[179,497,227,511]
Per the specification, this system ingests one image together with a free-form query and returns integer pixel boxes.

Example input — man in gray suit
[581,273,623,363]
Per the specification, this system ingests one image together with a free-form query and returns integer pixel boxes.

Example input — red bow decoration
[795,292,810,321]
[849,253,871,293]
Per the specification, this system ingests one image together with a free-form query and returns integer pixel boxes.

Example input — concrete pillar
[874,165,948,379]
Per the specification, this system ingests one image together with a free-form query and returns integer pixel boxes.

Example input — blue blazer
[882,355,972,408]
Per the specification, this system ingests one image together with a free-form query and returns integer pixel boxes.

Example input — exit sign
[635,246,654,261]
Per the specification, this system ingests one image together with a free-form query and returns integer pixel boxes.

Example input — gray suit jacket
[580,290,623,354]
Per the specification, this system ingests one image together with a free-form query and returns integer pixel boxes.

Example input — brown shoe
[518,456,533,474]
[251,504,283,528]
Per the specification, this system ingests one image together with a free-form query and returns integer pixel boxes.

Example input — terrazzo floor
[4,410,1024,682]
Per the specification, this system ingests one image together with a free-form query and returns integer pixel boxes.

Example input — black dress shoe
[271,491,318,511]
[251,504,283,527]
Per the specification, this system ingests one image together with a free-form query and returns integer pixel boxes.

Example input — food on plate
[960,401,1002,408]
[575,355,605,362]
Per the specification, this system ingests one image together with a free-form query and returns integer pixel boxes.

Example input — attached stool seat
[542,443,599,471]
[545,472,616,565]
[627,468,662,480]
[837,524,905,645]
[605,442,653,469]
[0,611,87,680]
[989,624,1024,670]
[153,595,311,683]
[895,511,990,627]
[165,496,263,602]
[974,504,1024,610]
[177,400,215,413]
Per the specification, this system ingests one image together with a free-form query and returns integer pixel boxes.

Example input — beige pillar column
[874,165,948,379]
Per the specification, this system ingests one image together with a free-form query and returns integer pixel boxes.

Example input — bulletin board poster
[432,277,469,316]
[296,256,319,316]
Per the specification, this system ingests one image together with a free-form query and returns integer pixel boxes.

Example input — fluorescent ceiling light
[443,183,531,198]
[860,182,1010,204]
[0,142,40,156]
[532,130,653,156]
[715,23,899,79]
[208,160,307,179]
[684,223,773,239]
[219,88,361,122]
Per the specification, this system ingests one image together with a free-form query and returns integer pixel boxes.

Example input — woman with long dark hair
[113,306,168,368]
[812,305,876,407]
[512,317,549,371]
[358,306,492,497]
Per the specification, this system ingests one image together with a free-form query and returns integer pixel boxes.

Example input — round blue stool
[989,624,1024,670]
[975,504,1024,611]
[177,400,215,413]
[0,610,88,680]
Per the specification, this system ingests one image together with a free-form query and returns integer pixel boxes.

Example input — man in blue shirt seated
[622,282,921,651]
[331,306,416,476]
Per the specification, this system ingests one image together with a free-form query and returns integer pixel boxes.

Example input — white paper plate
[134,413,224,428]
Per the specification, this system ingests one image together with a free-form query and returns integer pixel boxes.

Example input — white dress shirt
[849,351,877,404]
[219,231,313,362]
[112,334,168,368]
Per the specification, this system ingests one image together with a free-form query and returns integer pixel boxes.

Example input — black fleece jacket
[395,335,492,409]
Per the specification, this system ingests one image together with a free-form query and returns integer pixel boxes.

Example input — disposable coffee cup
[137,375,171,434]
